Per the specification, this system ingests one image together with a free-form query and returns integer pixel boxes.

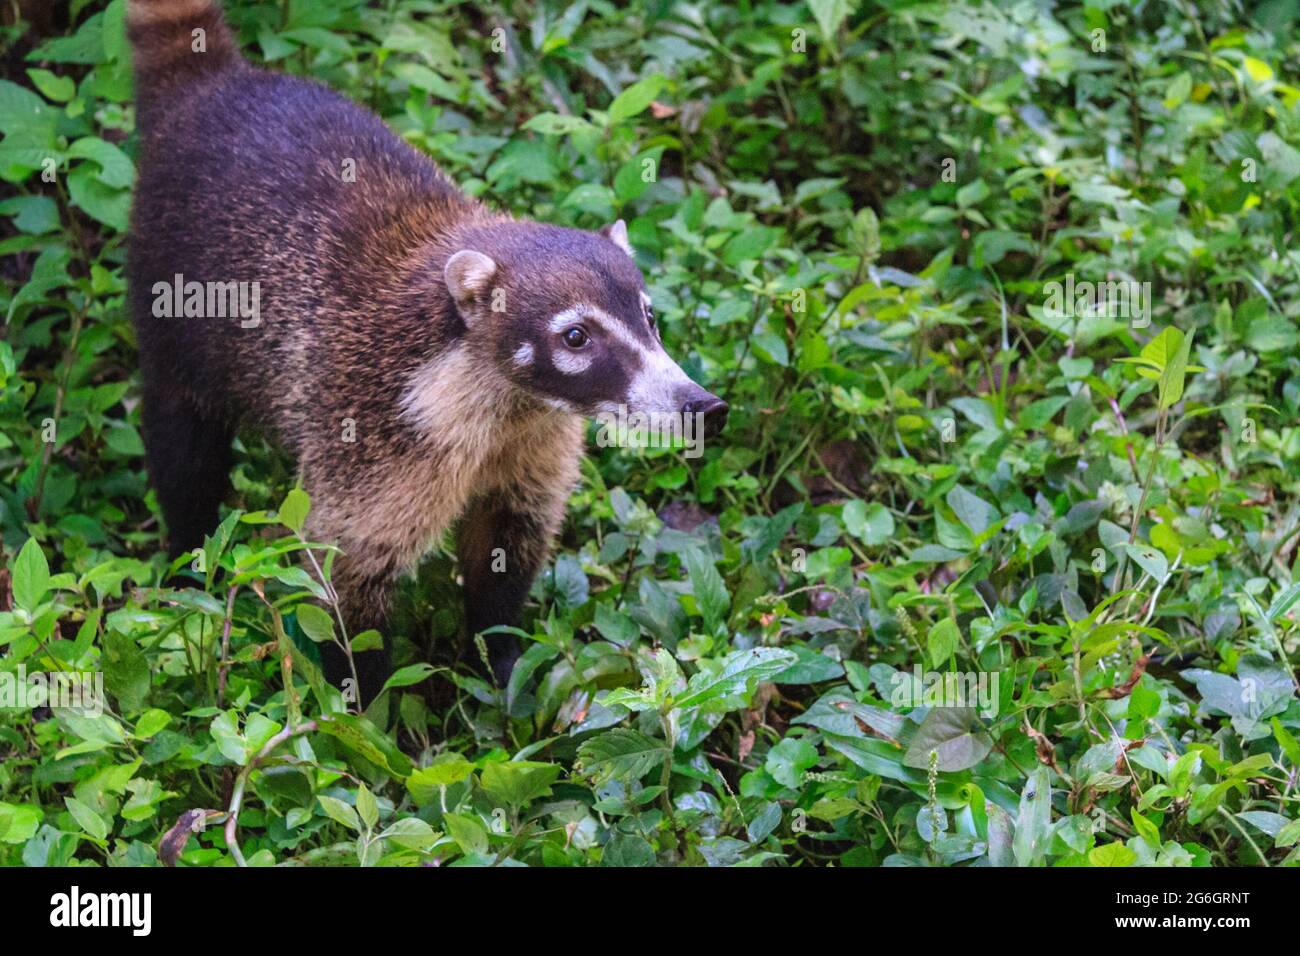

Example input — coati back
[126,0,728,700]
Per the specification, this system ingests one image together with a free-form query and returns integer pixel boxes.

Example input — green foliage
[3,0,1300,867]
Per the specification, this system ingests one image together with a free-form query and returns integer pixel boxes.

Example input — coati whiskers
[125,0,728,701]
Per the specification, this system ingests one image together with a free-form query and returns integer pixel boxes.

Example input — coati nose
[682,395,729,439]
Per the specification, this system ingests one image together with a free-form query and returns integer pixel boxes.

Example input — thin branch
[216,585,239,707]
[225,720,318,867]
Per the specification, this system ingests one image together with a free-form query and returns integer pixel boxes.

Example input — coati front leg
[306,462,451,706]
[457,489,565,687]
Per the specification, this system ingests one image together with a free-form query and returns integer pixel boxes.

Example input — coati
[125,0,728,700]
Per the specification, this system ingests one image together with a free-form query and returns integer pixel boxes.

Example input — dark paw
[321,641,390,708]
[487,635,522,688]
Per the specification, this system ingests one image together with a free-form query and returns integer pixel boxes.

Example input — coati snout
[125,0,728,702]
[440,220,729,437]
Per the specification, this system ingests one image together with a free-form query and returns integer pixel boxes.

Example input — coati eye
[646,303,657,332]
[562,326,589,349]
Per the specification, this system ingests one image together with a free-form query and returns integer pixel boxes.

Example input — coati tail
[127,0,239,101]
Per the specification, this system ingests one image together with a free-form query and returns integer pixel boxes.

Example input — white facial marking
[627,344,693,411]
[542,396,578,413]
[544,302,692,406]
[552,348,594,375]
[548,306,589,335]
[547,304,621,377]
[513,342,535,366]
[584,306,642,351]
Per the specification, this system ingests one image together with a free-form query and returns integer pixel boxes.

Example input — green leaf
[277,487,311,534]
[355,784,379,830]
[765,737,819,787]
[576,729,666,785]
[317,795,360,831]
[1089,841,1137,867]
[1162,71,1192,109]
[903,707,992,771]
[381,663,435,692]
[803,546,851,579]
[1130,808,1161,849]
[1018,396,1070,431]
[613,147,664,203]
[551,552,589,608]
[67,136,134,189]
[743,504,802,561]
[594,603,639,647]
[843,500,894,546]
[671,647,798,714]
[1236,810,1289,837]
[350,629,383,653]
[12,537,50,613]
[244,713,282,754]
[956,178,989,208]
[295,603,335,644]
[67,165,129,231]
[606,75,664,125]
[26,68,75,103]
[0,803,42,845]
[102,629,150,714]
[927,617,960,668]
[1241,56,1274,83]
[722,227,781,266]
[772,645,845,684]
[808,0,851,40]
[1275,818,1300,848]
[443,812,488,856]
[685,548,730,633]
[0,194,59,234]
[947,485,997,535]
[602,832,655,866]
[317,713,412,778]
[1138,326,1180,370]
[1272,718,1300,768]
[522,112,597,136]
[133,709,171,739]
[64,797,108,841]
[480,760,562,809]
[1013,767,1052,867]
[1158,328,1194,409]
[747,801,783,843]
[280,27,354,54]
[1124,544,1168,584]
[104,423,144,456]
[103,0,129,63]
[379,817,438,851]
[0,79,55,138]
[407,753,474,803]
[505,641,559,714]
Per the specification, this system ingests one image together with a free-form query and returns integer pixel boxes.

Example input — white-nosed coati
[126,0,728,701]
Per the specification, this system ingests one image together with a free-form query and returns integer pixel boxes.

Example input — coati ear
[444,250,497,310]
[600,219,634,259]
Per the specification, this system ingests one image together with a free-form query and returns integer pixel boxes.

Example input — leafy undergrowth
[3,1,1300,867]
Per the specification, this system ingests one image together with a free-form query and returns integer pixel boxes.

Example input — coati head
[441,220,729,439]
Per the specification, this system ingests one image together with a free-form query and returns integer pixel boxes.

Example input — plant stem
[225,720,317,867]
